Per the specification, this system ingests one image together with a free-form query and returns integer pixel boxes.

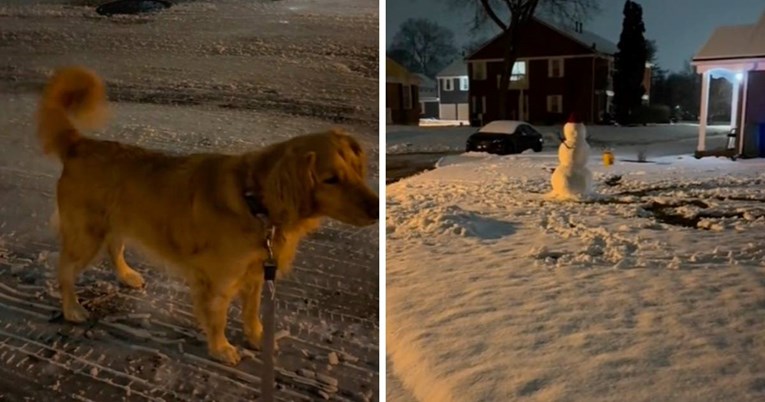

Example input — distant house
[436,59,470,121]
[466,18,620,125]
[386,58,420,125]
[414,73,439,119]
[692,10,765,158]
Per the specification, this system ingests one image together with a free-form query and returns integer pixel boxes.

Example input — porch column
[698,70,710,152]
[738,71,749,156]
[731,77,740,128]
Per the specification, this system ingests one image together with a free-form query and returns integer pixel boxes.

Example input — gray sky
[386,0,764,72]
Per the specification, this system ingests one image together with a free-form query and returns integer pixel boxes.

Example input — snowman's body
[549,121,593,200]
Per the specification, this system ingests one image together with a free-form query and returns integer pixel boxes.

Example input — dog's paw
[63,303,90,323]
[244,322,264,349]
[118,269,145,289]
[210,342,241,366]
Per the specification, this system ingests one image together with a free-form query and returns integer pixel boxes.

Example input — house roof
[413,73,436,88]
[535,17,618,55]
[436,59,467,77]
[694,11,765,61]
[386,58,420,85]
[467,17,617,60]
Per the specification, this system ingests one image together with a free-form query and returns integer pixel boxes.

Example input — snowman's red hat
[566,112,582,124]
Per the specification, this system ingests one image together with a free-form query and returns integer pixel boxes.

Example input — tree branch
[480,0,508,31]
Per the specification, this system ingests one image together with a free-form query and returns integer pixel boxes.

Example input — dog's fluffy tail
[37,66,109,160]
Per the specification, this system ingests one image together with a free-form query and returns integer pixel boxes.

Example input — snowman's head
[563,113,586,143]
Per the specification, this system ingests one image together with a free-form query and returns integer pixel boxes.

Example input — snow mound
[386,142,463,155]
[391,205,515,240]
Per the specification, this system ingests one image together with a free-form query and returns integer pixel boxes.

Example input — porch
[693,11,765,158]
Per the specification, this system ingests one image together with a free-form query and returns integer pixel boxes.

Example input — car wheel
[532,143,542,152]
[504,142,516,155]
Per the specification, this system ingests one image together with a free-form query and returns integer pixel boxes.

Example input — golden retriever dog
[37,66,378,365]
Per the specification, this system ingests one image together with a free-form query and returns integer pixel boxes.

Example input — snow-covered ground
[387,150,765,401]
[418,118,470,127]
[0,1,378,401]
[386,123,731,157]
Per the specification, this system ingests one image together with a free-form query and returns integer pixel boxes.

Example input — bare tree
[451,0,600,119]
[389,18,458,78]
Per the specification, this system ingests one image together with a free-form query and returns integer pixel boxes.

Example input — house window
[511,61,526,81]
[460,77,469,91]
[546,95,563,113]
[497,62,528,87]
[548,58,564,78]
[443,78,454,91]
[472,62,487,80]
[402,84,412,110]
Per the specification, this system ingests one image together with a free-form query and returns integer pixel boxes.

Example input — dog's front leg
[240,275,264,349]
[192,283,240,365]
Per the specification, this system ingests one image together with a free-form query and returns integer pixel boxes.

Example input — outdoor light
[736,72,744,81]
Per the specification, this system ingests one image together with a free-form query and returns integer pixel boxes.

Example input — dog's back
[37,67,259,275]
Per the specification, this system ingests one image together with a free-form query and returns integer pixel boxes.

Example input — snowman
[547,113,593,200]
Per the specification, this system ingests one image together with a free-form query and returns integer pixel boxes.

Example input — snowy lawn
[386,123,732,157]
[387,152,765,401]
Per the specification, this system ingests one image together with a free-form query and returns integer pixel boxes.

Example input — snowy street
[0,1,378,401]
[386,123,732,182]
[387,148,765,400]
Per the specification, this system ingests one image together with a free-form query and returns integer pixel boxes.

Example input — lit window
[460,77,469,91]
[511,61,526,81]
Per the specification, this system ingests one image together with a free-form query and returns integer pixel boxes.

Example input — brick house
[467,18,619,126]
[386,57,420,125]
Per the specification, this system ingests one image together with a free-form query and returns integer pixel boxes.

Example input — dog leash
[243,191,278,401]
[262,225,277,402]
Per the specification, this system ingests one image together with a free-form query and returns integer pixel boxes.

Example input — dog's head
[262,130,378,227]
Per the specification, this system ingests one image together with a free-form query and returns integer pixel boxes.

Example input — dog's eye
[323,176,340,184]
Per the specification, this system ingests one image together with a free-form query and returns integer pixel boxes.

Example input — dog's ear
[264,149,317,225]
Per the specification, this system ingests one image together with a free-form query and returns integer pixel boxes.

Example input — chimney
[574,21,583,33]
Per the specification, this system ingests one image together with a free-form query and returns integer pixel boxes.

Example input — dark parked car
[465,120,544,155]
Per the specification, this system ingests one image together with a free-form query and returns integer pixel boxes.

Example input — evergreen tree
[613,0,648,125]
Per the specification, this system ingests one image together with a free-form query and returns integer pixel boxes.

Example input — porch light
[735,72,743,82]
